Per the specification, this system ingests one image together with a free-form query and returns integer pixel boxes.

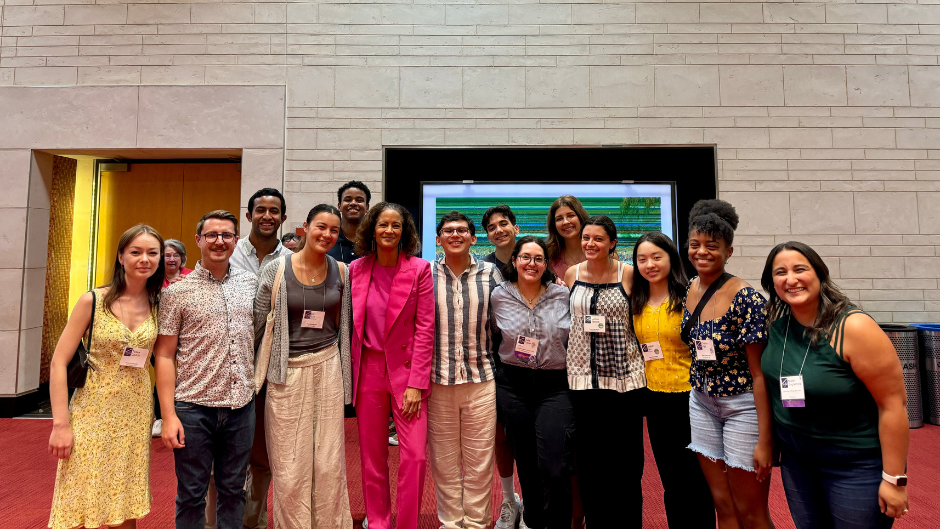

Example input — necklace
[300,255,327,285]
[518,283,544,307]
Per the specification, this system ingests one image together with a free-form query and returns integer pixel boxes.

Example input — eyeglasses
[201,232,236,243]
[440,227,471,236]
[516,254,546,265]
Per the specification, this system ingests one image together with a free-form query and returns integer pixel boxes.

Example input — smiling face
[339,187,369,224]
[196,218,238,266]
[581,225,615,262]
[436,220,476,258]
[120,233,162,282]
[635,241,671,286]
[304,212,341,255]
[513,242,547,284]
[164,246,182,273]
[484,213,519,251]
[373,208,403,251]
[772,249,821,312]
[248,195,286,239]
[554,206,581,241]
[688,230,732,276]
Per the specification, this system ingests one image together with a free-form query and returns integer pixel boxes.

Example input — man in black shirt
[481,204,520,272]
[327,180,371,264]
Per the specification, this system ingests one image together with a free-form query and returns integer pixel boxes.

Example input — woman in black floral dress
[682,199,774,529]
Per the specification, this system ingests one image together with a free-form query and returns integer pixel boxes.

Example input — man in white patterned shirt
[154,210,259,529]
[428,211,503,529]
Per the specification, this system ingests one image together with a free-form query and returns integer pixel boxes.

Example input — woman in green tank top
[760,241,910,528]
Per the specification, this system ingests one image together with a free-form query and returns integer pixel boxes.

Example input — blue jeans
[777,424,894,529]
[173,399,255,529]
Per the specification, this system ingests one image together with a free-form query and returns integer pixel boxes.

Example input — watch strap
[882,471,908,486]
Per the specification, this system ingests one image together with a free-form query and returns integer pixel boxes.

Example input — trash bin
[911,324,940,426]
[880,324,923,429]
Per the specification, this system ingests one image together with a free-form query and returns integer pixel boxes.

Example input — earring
[371,238,376,252]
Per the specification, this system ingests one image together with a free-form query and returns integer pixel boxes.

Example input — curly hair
[761,241,852,347]
[337,180,372,205]
[355,202,421,257]
[687,199,739,246]
[545,195,590,261]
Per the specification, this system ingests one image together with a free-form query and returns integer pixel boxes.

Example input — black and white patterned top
[431,256,503,385]
[567,262,646,392]
[159,262,259,408]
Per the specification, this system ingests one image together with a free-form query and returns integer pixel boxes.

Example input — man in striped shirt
[428,211,503,529]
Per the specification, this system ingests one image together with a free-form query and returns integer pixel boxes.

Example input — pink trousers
[355,348,428,529]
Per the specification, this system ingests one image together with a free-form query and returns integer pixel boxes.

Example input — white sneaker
[495,493,522,529]
[151,419,162,438]
[361,516,368,529]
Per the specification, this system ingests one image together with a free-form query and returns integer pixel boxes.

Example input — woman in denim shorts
[682,200,774,529]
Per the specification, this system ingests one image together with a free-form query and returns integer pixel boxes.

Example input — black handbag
[66,290,97,389]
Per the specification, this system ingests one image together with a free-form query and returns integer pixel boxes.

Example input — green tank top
[760,308,881,450]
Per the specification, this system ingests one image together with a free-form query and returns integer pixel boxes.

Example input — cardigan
[254,254,353,404]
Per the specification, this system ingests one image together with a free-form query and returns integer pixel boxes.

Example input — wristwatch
[882,471,908,487]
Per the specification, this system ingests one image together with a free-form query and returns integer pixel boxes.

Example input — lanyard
[779,315,811,379]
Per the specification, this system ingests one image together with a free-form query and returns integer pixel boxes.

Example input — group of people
[46,180,911,529]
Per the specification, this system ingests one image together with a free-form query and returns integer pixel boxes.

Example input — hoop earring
[398,241,402,253]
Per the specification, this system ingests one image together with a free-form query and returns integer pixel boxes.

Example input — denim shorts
[688,389,759,472]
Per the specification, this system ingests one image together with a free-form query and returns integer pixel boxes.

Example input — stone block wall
[1,0,939,322]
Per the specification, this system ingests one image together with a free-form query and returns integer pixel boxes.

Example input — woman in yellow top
[631,231,715,528]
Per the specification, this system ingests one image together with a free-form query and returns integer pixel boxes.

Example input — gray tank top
[286,256,341,356]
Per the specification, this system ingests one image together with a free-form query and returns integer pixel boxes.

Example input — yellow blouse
[633,300,692,393]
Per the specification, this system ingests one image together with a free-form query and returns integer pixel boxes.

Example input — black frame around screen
[383,146,718,274]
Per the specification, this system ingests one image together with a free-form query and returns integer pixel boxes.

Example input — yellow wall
[67,159,94,312]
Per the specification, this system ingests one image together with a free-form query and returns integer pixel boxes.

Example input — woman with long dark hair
[564,215,646,528]
[683,199,773,529]
[545,195,590,280]
[760,241,909,528]
[491,236,573,529]
[254,204,353,529]
[345,202,433,529]
[48,224,165,529]
[631,231,715,528]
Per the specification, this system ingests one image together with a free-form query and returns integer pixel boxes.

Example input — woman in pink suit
[346,201,434,529]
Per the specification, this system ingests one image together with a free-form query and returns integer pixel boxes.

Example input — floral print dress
[681,279,768,397]
[49,289,156,529]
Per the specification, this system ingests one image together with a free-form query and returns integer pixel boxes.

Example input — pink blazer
[349,253,434,408]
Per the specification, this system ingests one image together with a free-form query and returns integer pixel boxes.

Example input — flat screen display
[420,182,676,263]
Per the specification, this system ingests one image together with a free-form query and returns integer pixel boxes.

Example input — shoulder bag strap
[87,289,97,351]
[680,272,733,343]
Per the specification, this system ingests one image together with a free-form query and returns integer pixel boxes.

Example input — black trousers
[646,389,716,528]
[571,388,645,529]
[496,365,575,529]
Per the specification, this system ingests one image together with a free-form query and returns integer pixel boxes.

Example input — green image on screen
[433,197,662,263]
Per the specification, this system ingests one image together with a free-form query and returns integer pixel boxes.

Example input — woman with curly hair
[345,202,434,529]
[683,199,773,529]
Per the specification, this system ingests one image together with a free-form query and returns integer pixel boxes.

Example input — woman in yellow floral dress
[47,224,165,529]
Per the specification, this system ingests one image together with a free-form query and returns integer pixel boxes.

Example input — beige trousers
[265,344,353,529]
[427,380,497,529]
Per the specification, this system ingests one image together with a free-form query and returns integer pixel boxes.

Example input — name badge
[514,335,539,359]
[780,375,806,407]
[584,315,606,333]
[694,338,717,361]
[641,341,665,361]
[301,310,325,329]
[119,346,149,368]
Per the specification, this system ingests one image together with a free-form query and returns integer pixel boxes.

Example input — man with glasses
[480,206,525,528]
[327,180,371,264]
[428,211,503,529]
[154,210,259,529]
[229,188,292,529]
